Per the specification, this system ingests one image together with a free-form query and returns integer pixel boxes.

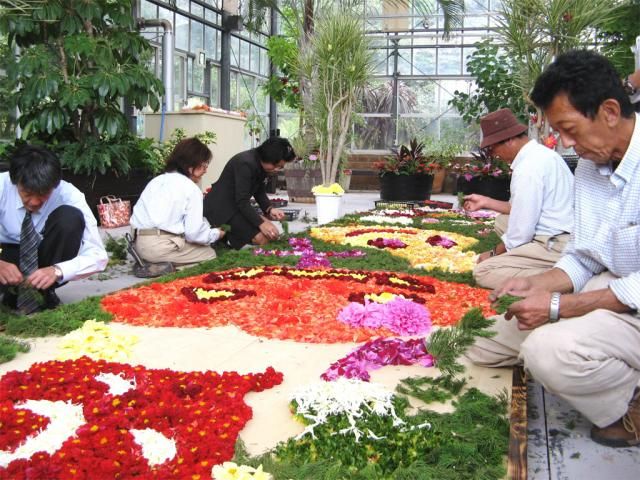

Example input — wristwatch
[52,264,63,282]
[624,76,637,96]
[548,292,561,323]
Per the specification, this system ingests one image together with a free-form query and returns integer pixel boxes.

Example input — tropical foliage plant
[596,0,640,74]
[449,39,529,124]
[495,0,622,116]
[0,0,164,175]
[299,10,374,185]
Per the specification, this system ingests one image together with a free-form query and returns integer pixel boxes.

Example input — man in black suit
[203,137,296,249]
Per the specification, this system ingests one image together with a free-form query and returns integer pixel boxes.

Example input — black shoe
[43,289,61,310]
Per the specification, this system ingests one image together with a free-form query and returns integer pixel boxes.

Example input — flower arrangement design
[0,357,283,479]
[310,226,478,273]
[253,238,365,269]
[321,338,434,382]
[102,267,493,342]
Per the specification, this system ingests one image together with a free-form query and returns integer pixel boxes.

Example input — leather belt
[135,228,182,237]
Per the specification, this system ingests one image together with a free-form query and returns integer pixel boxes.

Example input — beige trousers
[473,214,570,290]
[134,232,216,265]
[465,272,640,427]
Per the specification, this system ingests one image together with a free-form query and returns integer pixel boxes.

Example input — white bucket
[315,193,343,225]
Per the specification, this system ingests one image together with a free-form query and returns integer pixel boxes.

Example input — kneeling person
[0,145,108,314]
[464,108,574,290]
[131,138,225,265]
[203,137,296,249]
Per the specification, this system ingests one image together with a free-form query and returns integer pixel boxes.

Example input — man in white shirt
[464,108,574,290]
[0,145,108,314]
[466,50,640,448]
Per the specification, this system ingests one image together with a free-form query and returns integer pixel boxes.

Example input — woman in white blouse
[130,138,224,265]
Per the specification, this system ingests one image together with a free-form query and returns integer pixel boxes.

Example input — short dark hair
[256,137,296,165]
[531,49,634,119]
[165,137,212,176]
[9,144,61,195]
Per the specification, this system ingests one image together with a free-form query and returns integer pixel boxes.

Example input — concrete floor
[51,191,640,477]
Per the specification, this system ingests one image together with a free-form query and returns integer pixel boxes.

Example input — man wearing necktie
[0,145,108,314]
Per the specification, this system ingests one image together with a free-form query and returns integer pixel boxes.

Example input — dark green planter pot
[456,175,511,201]
[379,173,434,201]
[63,170,154,220]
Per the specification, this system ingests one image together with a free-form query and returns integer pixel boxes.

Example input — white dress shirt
[131,172,221,245]
[503,140,574,250]
[556,113,640,310]
[0,172,108,282]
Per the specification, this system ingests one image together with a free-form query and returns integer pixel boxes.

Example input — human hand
[259,220,280,240]
[269,207,286,221]
[0,260,23,285]
[477,251,493,263]
[463,194,487,212]
[26,266,57,290]
[217,228,226,239]
[505,291,553,330]
[489,277,535,302]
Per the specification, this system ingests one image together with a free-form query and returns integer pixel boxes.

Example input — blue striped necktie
[17,211,41,314]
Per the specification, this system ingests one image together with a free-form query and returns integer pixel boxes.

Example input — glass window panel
[397,117,436,146]
[466,0,489,14]
[174,56,185,110]
[372,48,388,75]
[366,0,383,15]
[176,0,189,11]
[141,0,156,18]
[412,48,435,75]
[187,57,193,91]
[231,37,240,67]
[205,26,216,59]
[353,116,394,150]
[464,14,489,28]
[439,33,461,46]
[490,0,503,11]
[190,19,203,52]
[210,66,220,107]
[260,48,269,76]
[175,13,189,51]
[412,34,436,47]
[437,47,461,74]
[238,74,253,109]
[400,79,437,115]
[205,9,216,23]
[256,79,268,113]
[250,44,260,73]
[230,72,238,110]
[278,114,301,139]
[191,3,204,17]
[362,79,393,114]
[158,6,172,23]
[439,116,466,143]
[192,63,205,93]
[397,50,412,75]
[216,31,222,60]
[145,47,157,77]
[240,40,250,70]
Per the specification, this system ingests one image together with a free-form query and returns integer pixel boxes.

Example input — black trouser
[1,205,85,302]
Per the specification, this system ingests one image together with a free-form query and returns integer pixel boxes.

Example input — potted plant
[0,0,164,216]
[374,138,440,201]
[298,9,373,223]
[283,136,323,203]
[423,138,466,194]
[453,149,511,201]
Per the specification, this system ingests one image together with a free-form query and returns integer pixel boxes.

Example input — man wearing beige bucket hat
[463,107,574,290]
